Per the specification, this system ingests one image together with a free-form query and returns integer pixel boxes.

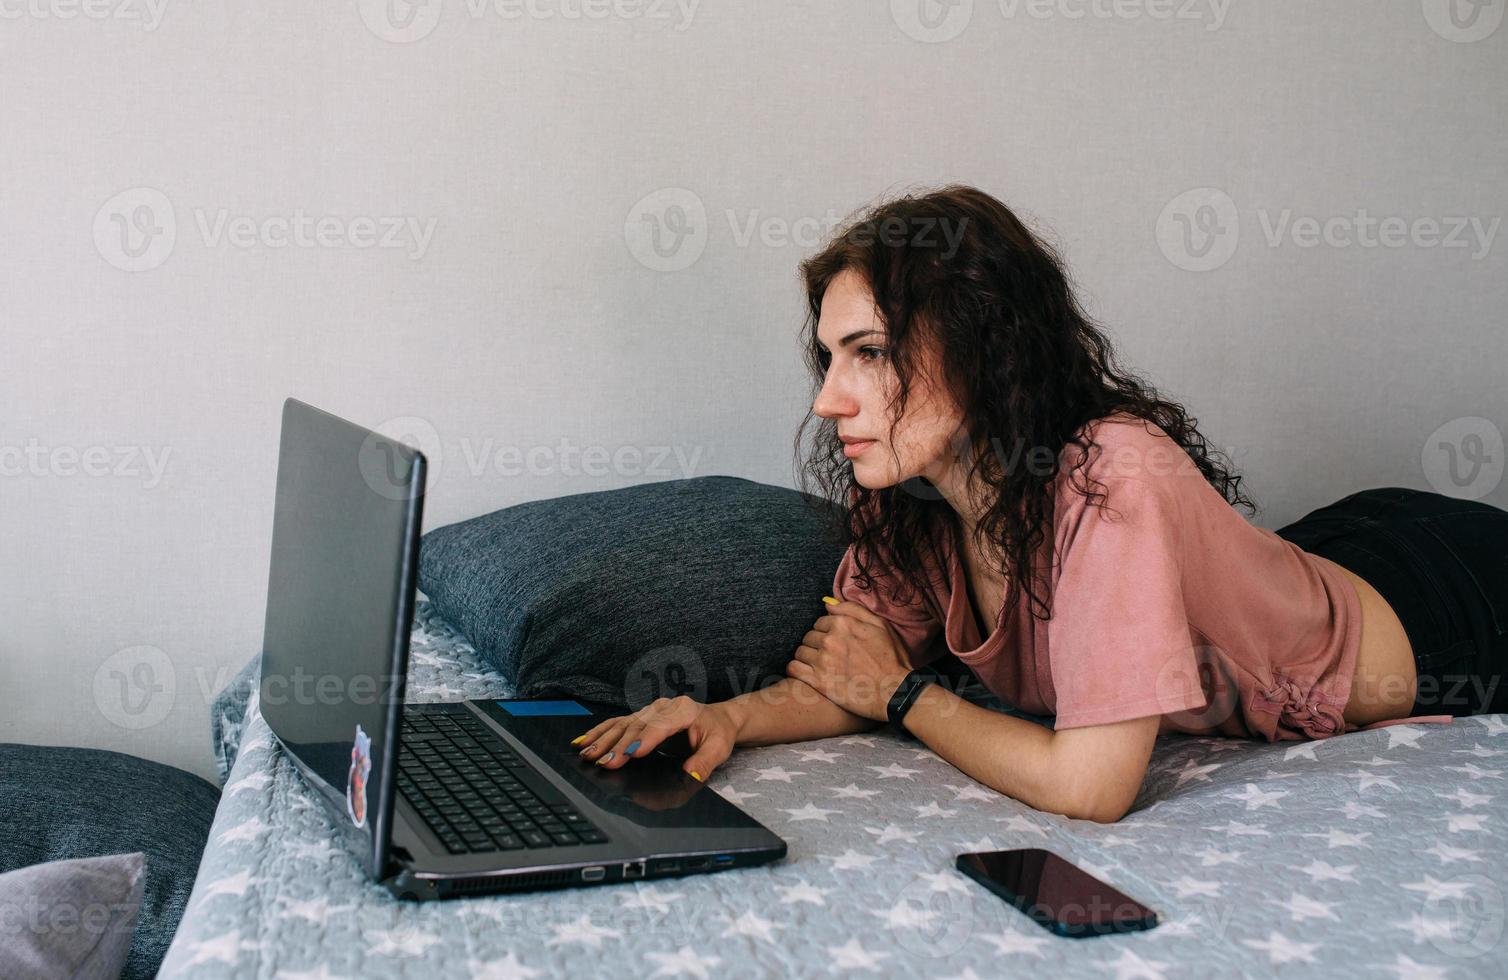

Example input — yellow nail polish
[821,596,838,606]
[689,770,704,782]
[570,735,585,745]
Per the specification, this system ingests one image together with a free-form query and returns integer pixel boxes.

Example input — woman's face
[812,269,970,490]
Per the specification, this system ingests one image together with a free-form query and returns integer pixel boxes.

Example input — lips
[841,438,876,458]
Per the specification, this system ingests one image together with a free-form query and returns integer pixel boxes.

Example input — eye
[858,346,887,362]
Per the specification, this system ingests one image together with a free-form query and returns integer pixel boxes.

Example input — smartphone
[956,848,1160,938]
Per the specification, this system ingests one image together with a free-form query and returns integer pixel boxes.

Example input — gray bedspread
[161,602,1508,978]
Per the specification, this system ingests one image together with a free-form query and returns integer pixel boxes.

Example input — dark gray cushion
[418,475,849,709]
[0,852,146,980]
[0,744,221,980]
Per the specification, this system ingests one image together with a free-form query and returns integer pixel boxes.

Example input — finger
[786,658,819,688]
[597,717,652,769]
[578,718,630,760]
[826,599,883,628]
[810,616,835,632]
[571,714,628,748]
[682,726,734,783]
[792,643,823,667]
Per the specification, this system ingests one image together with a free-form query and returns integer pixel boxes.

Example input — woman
[571,185,1508,823]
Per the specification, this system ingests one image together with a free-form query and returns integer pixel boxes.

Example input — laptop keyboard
[397,711,609,854]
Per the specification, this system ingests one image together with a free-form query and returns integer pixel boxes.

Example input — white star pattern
[1341,801,1387,820]
[1193,846,1243,867]
[721,910,782,943]
[945,782,999,802]
[872,898,939,929]
[1107,946,1171,979]
[1170,876,1221,898]
[913,870,971,894]
[981,931,1051,957]
[774,879,832,905]
[1376,952,1452,980]
[914,801,957,818]
[863,823,921,844]
[1173,759,1223,788]
[823,849,879,871]
[226,771,274,795]
[1455,742,1507,758]
[1229,783,1289,810]
[827,937,890,971]
[1241,929,1321,964]
[366,928,441,956]
[1300,859,1358,883]
[830,782,882,799]
[1283,741,1321,761]
[277,896,356,922]
[185,929,259,966]
[867,762,921,779]
[782,802,843,822]
[1401,875,1474,901]
[753,766,805,783]
[217,818,272,844]
[1443,762,1503,780]
[1272,892,1340,923]
[994,814,1050,836]
[645,945,722,978]
[1349,769,1401,792]
[195,870,263,903]
[1477,715,1508,736]
[1445,813,1489,833]
[545,914,622,949]
[794,747,844,763]
[715,785,760,806]
[1385,726,1427,749]
[1437,786,1491,808]
[1302,829,1373,849]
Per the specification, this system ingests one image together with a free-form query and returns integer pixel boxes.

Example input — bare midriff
[1331,563,1420,727]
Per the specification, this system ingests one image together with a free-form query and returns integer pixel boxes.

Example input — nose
[812,365,856,421]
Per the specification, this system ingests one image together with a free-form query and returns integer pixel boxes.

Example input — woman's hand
[570,696,745,782]
[786,599,912,722]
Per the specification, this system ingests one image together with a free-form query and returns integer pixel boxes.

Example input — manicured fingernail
[579,743,594,756]
[689,770,703,782]
[597,752,614,765]
[571,735,586,745]
[625,741,640,756]
[821,595,838,606]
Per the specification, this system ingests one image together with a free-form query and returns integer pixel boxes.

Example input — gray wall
[3,0,1504,783]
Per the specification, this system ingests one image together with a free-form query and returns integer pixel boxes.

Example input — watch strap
[886,669,933,738]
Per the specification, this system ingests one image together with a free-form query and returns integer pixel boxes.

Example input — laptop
[258,398,786,900]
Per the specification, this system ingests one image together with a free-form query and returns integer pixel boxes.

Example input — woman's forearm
[901,684,1079,818]
[721,677,883,747]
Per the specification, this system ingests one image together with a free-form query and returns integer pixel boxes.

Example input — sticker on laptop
[346,723,372,829]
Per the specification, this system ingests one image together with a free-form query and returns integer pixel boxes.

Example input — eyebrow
[816,329,884,352]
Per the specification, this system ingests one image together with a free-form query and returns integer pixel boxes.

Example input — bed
[159,601,1508,977]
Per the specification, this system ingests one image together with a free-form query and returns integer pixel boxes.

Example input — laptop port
[581,866,606,882]
[622,860,646,880]
[654,859,681,874]
[685,857,710,871]
[713,854,734,866]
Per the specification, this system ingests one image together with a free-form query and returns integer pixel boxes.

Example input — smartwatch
[886,669,933,738]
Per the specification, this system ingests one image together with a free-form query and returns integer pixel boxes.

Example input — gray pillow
[0,852,146,980]
[0,744,221,980]
[418,475,849,710]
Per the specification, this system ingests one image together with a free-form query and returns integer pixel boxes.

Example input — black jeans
[1274,487,1508,717]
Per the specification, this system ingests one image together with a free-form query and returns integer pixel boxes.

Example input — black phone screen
[956,848,1160,938]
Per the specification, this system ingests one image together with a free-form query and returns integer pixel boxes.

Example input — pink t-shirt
[833,412,1454,742]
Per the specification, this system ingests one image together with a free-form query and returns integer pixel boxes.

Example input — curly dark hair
[793,183,1255,623]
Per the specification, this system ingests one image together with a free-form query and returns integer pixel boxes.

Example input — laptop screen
[258,398,425,877]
